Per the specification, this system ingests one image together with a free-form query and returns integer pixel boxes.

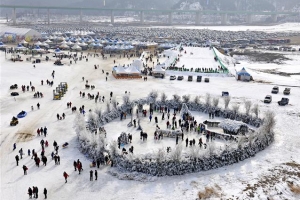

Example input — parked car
[204,78,209,83]
[264,95,272,103]
[196,76,202,82]
[170,75,176,80]
[278,98,289,106]
[11,92,19,96]
[222,91,229,97]
[177,76,184,80]
[188,76,193,81]
[271,86,279,94]
[283,88,291,95]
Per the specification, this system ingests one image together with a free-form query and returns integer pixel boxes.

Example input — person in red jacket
[63,171,69,183]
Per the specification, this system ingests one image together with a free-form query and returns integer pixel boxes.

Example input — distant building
[0,27,41,42]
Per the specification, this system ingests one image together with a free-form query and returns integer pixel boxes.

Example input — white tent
[113,65,127,75]
[34,41,42,46]
[15,44,27,50]
[71,44,82,51]
[44,39,52,43]
[126,65,141,75]
[59,43,69,49]
[236,67,252,81]
[132,59,143,71]
[0,42,7,47]
[20,39,28,44]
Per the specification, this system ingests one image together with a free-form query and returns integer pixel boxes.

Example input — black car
[204,78,210,83]
[177,76,184,80]
[196,76,202,82]
[188,76,193,81]
[170,75,176,80]
[11,92,19,96]
[278,98,289,106]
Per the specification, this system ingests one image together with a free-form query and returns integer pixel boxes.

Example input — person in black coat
[23,165,28,175]
[90,170,93,181]
[73,160,77,171]
[95,170,98,181]
[43,188,47,199]
[15,155,19,166]
[35,186,39,198]
[28,187,33,198]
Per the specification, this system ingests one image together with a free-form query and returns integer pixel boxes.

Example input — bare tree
[205,93,211,106]
[212,97,219,107]
[244,100,252,115]
[252,104,259,118]
[262,111,276,133]
[224,96,231,109]
[182,95,190,104]
[231,103,240,114]
[193,96,200,104]
[161,92,167,103]
[173,94,181,102]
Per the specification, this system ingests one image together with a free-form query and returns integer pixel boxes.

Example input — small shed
[236,67,253,81]
[218,119,248,135]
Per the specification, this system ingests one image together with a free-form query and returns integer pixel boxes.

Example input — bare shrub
[244,100,252,115]
[182,95,190,104]
[161,92,167,103]
[198,187,219,199]
[252,104,259,118]
[223,96,231,109]
[288,183,300,194]
[212,97,219,107]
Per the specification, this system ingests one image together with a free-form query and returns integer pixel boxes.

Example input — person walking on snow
[95,170,98,181]
[63,171,69,183]
[15,155,19,166]
[43,188,47,199]
[90,170,93,181]
[28,187,33,199]
[23,165,28,175]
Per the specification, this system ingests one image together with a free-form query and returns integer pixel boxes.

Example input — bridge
[0,4,298,25]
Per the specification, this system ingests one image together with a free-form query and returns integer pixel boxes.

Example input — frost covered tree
[224,96,231,109]
[109,140,119,158]
[170,145,182,161]
[182,95,190,104]
[193,96,200,104]
[87,112,98,131]
[148,90,158,104]
[244,100,252,115]
[123,94,131,105]
[111,98,118,109]
[180,103,192,117]
[106,102,111,113]
[252,104,259,118]
[161,92,167,104]
[189,146,199,159]
[212,97,219,107]
[205,93,211,107]
[74,113,86,136]
[262,111,276,133]
[173,94,181,102]
[231,103,240,114]
[156,148,166,163]
[94,107,102,125]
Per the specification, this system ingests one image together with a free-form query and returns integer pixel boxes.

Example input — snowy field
[1,44,300,199]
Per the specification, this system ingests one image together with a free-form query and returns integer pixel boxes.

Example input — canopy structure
[59,43,69,49]
[126,65,141,75]
[71,44,82,51]
[32,45,43,52]
[20,39,28,44]
[236,67,252,81]
[15,44,27,50]
[44,39,52,43]
[0,42,7,47]
[153,64,166,74]
[112,65,141,79]
[34,41,42,46]
[132,59,143,71]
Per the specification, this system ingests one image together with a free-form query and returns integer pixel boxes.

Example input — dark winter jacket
[43,188,47,195]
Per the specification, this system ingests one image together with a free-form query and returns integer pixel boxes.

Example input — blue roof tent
[236,67,252,81]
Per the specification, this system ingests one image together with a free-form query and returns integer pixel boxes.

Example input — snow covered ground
[1,44,300,199]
